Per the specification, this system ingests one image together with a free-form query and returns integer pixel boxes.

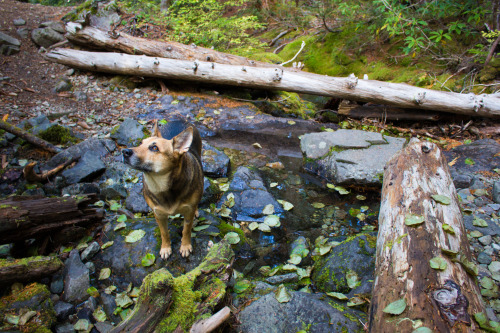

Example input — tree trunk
[111,240,234,333]
[46,48,500,118]
[65,23,280,69]
[368,138,486,332]
[0,256,63,285]
[0,195,104,243]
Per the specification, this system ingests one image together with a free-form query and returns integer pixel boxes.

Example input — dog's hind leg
[154,209,172,259]
[179,206,195,257]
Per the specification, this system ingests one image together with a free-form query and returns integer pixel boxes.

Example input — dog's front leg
[154,209,172,259]
[180,207,195,257]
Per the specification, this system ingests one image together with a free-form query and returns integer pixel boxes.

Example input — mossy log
[111,240,234,333]
[368,138,487,332]
[0,120,61,154]
[0,195,104,243]
[46,49,500,118]
[0,256,63,285]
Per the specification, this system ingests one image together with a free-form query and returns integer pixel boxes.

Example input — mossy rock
[109,75,138,90]
[0,283,56,332]
[479,65,499,83]
[38,125,78,145]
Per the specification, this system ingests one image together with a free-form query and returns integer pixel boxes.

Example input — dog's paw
[159,247,172,259]
[179,244,192,257]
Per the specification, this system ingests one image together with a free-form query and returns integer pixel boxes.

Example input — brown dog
[122,120,204,259]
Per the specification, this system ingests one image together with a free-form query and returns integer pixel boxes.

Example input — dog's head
[122,120,194,174]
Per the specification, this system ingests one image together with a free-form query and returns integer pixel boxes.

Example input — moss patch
[38,125,78,145]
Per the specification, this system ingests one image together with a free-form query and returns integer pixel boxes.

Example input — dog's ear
[153,119,163,138]
[173,127,193,155]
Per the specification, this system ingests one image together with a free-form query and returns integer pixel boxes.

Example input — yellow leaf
[448,157,458,166]
[2,114,8,122]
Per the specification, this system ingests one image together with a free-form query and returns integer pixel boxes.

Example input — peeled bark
[46,48,500,118]
[368,138,486,332]
[0,256,63,285]
[0,195,104,243]
[111,240,234,333]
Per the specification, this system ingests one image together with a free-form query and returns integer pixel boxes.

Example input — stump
[368,138,487,332]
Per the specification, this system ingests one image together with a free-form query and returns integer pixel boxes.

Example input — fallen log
[0,256,63,285]
[65,23,280,68]
[337,101,441,121]
[368,138,487,332]
[46,49,500,118]
[0,195,104,244]
[0,120,61,154]
[111,240,234,333]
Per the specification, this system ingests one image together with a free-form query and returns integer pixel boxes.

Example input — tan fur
[122,120,203,259]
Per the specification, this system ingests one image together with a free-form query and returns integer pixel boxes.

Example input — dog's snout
[122,149,133,158]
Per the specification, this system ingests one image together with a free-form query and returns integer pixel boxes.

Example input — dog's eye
[149,144,159,152]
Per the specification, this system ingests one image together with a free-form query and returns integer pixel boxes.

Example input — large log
[65,23,280,69]
[111,240,234,333]
[0,256,63,285]
[46,48,500,118]
[0,195,104,244]
[368,138,487,332]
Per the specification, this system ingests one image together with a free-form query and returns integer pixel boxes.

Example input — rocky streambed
[0,88,499,333]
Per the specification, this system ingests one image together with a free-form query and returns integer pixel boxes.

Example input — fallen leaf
[429,256,447,270]
[99,268,111,280]
[225,232,240,244]
[405,214,425,227]
[252,142,262,149]
[258,223,272,232]
[275,284,292,303]
[431,194,451,205]
[326,292,348,300]
[125,230,146,243]
[101,241,114,249]
[448,157,458,166]
[262,204,275,215]
[383,298,407,315]
[141,253,156,267]
[264,215,280,227]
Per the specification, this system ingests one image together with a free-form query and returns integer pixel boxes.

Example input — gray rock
[100,183,128,200]
[444,139,500,176]
[50,274,64,294]
[62,150,106,184]
[493,181,500,204]
[13,18,26,26]
[31,27,65,48]
[218,166,284,222]
[0,31,21,46]
[253,281,276,295]
[100,292,122,324]
[54,78,73,93]
[0,44,19,55]
[125,190,150,214]
[301,130,406,185]
[74,91,88,101]
[202,142,230,177]
[54,301,75,320]
[62,183,100,196]
[25,114,52,135]
[479,235,493,246]
[16,27,29,39]
[55,323,76,333]
[312,234,376,296]
[266,273,298,285]
[110,118,147,147]
[85,261,95,274]
[81,241,100,261]
[478,252,493,265]
[40,21,65,34]
[63,249,90,303]
[489,261,500,274]
[463,214,500,236]
[239,291,365,333]
[451,172,473,189]
[94,321,115,333]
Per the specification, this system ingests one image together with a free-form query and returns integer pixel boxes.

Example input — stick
[190,307,231,333]
[23,158,78,183]
[0,120,61,154]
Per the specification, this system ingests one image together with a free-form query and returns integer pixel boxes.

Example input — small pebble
[477,252,492,265]
[479,235,492,246]
[13,18,26,26]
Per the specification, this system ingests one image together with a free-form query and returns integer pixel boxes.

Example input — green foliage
[164,0,266,50]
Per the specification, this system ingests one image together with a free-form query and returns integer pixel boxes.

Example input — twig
[273,43,287,54]
[269,29,291,47]
[0,120,61,154]
[280,41,305,66]
[23,157,78,183]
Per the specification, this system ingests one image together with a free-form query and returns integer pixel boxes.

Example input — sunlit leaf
[334,186,350,195]
[87,287,99,297]
[405,214,425,227]
[472,217,488,227]
[429,256,447,270]
[258,223,272,232]
[288,254,302,265]
[74,319,91,331]
[275,284,292,303]
[442,224,455,235]
[125,230,146,243]
[346,270,361,289]
[104,285,116,294]
[278,199,294,211]
[264,215,280,227]
[262,204,275,215]
[431,194,451,205]
[193,225,210,232]
[326,292,348,300]
[219,183,229,191]
[234,280,251,293]
[283,264,298,271]
[356,194,366,200]
[312,202,325,209]
[141,253,156,267]
[116,214,127,223]
[249,222,259,231]
[101,241,114,249]
[115,292,133,308]
[93,307,107,322]
[464,158,475,165]
[225,232,240,244]
[412,327,433,333]
[114,222,126,231]
[347,296,366,307]
[219,207,231,217]
[383,298,407,315]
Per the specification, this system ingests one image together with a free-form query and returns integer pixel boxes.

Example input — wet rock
[301,129,406,185]
[24,114,52,135]
[54,301,75,320]
[312,234,376,296]
[218,166,283,222]
[238,291,365,333]
[253,281,276,295]
[463,214,500,236]
[55,322,76,333]
[0,31,21,55]
[16,27,29,39]
[478,252,493,265]
[479,235,493,246]
[31,26,65,48]
[63,249,90,303]
[62,150,106,184]
[493,181,500,204]
[110,118,147,147]
[125,189,149,213]
[13,18,26,26]
[202,142,230,178]
[62,183,100,196]
[81,241,100,262]
[51,274,64,294]
[85,261,95,274]
[266,273,298,285]
[94,321,114,333]
[100,293,121,324]
[100,183,128,200]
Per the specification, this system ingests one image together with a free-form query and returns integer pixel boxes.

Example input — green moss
[38,125,78,145]
[217,221,248,244]
[250,52,284,64]
[272,91,316,119]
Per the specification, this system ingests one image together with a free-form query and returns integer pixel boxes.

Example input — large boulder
[63,249,90,303]
[301,129,406,185]
[238,291,365,332]
[31,23,65,48]
[61,150,106,184]
[110,118,148,147]
[202,142,230,178]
